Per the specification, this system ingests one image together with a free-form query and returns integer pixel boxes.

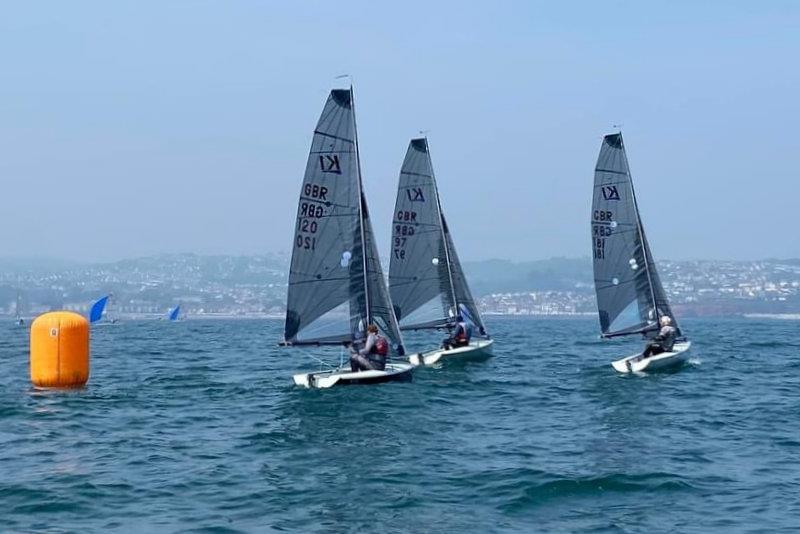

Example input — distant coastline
[743,313,800,320]
[1,254,799,318]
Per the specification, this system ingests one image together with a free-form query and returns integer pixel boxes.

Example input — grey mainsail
[388,138,487,335]
[388,138,453,329]
[591,133,677,338]
[283,88,405,354]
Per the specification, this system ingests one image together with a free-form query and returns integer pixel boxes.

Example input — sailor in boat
[350,324,389,372]
[642,315,678,358]
[442,314,472,350]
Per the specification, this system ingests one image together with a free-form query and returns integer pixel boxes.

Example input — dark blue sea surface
[1,317,799,532]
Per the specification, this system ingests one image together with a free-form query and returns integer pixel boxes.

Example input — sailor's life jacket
[656,325,677,351]
[454,321,473,343]
[373,335,389,357]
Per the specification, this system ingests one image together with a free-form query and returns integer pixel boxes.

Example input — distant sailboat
[89,296,109,323]
[591,133,690,372]
[389,137,492,366]
[15,289,24,326]
[89,294,119,325]
[281,86,413,388]
[168,305,181,321]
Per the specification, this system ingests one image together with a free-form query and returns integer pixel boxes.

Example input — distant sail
[283,88,404,353]
[169,305,181,321]
[388,138,487,335]
[591,133,677,338]
[89,296,109,323]
[15,290,23,319]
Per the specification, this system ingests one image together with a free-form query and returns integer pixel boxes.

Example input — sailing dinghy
[591,133,690,373]
[389,138,492,366]
[89,294,118,325]
[15,289,24,326]
[281,87,413,388]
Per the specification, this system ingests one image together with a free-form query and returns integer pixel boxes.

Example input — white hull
[409,339,494,366]
[293,362,414,389]
[612,341,691,374]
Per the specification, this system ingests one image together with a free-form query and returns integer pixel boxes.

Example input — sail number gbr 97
[296,183,328,251]
[592,209,614,260]
[393,210,417,260]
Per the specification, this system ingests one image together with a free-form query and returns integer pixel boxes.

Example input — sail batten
[389,138,487,335]
[591,133,678,338]
[283,88,404,354]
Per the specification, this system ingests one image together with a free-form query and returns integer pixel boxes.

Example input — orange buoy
[30,311,90,388]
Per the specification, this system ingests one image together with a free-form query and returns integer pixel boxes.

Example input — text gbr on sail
[393,210,417,260]
[592,209,614,259]
[297,182,328,251]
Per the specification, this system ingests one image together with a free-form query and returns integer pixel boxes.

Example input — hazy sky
[1,1,798,262]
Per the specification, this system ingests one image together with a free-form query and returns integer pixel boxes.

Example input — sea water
[1,317,799,532]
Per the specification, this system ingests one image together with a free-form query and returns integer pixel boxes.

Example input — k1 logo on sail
[319,154,341,174]
[406,187,425,202]
[602,185,620,201]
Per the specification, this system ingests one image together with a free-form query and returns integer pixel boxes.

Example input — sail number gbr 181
[296,183,328,251]
[393,210,417,260]
[592,209,614,259]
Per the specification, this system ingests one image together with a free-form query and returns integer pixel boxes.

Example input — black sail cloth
[389,138,487,336]
[591,133,677,338]
[283,88,404,354]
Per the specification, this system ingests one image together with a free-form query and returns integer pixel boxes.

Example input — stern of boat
[293,372,312,388]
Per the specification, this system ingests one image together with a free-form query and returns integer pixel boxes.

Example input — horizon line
[0,253,798,266]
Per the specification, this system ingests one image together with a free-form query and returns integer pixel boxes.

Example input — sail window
[608,299,641,333]
[431,257,439,265]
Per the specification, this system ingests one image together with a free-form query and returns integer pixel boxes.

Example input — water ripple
[1,317,799,532]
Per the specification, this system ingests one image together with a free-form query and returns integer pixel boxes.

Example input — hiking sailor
[642,315,677,358]
[350,324,389,371]
[443,314,473,350]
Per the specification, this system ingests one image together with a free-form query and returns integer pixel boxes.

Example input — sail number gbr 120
[592,209,614,260]
[296,183,328,251]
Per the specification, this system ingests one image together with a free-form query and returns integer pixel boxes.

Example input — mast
[425,137,459,320]
[350,85,371,326]
[620,133,660,325]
